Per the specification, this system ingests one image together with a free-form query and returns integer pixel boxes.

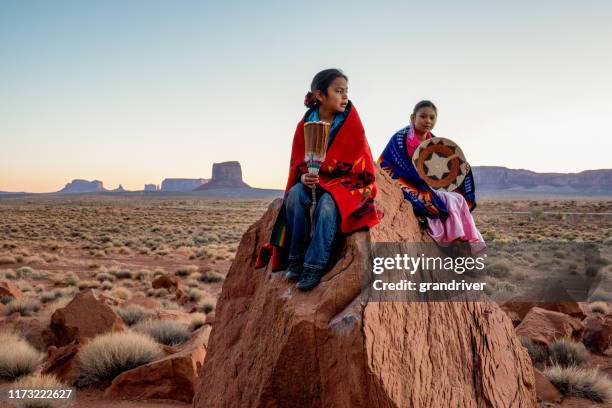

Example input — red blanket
[285,102,380,233]
[256,102,380,270]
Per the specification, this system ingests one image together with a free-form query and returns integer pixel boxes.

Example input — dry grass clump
[485,260,512,278]
[197,297,217,314]
[41,290,62,303]
[6,298,41,316]
[51,272,79,287]
[188,313,208,332]
[548,338,589,367]
[77,280,99,290]
[198,271,225,283]
[12,373,68,408]
[109,287,132,301]
[589,301,609,315]
[16,266,34,279]
[0,254,16,264]
[76,331,162,387]
[116,304,150,326]
[188,288,206,303]
[132,319,191,346]
[519,336,548,365]
[0,332,43,380]
[100,281,114,291]
[544,365,612,403]
[152,288,169,298]
[175,264,198,277]
[95,272,115,282]
[114,269,133,279]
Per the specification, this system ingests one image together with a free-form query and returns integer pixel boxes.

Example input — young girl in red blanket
[256,69,380,291]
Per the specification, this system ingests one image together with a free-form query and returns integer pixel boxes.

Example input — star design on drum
[424,153,449,179]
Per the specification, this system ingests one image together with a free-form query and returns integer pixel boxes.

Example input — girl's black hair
[412,100,437,116]
[304,68,348,108]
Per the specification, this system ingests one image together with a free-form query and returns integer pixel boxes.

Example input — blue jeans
[285,183,339,271]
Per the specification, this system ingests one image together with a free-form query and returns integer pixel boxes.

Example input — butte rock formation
[194,161,250,189]
[193,167,537,408]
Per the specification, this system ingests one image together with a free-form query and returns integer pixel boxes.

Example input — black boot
[296,267,321,291]
[285,261,303,282]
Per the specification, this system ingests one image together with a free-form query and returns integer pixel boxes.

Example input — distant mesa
[161,178,209,192]
[473,166,612,195]
[58,179,107,194]
[194,161,249,190]
[111,184,127,193]
[144,184,159,192]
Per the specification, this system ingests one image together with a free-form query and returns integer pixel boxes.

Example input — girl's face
[411,107,437,134]
[315,76,348,113]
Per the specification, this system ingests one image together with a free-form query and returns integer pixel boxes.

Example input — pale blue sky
[1,1,611,192]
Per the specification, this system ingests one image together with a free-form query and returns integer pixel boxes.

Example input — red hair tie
[304,91,315,108]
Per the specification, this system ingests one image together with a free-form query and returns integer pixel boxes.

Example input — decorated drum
[412,137,470,191]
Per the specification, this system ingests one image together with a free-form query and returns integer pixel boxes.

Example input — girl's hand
[301,173,319,187]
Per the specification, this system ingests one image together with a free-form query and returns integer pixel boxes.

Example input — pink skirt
[427,191,485,252]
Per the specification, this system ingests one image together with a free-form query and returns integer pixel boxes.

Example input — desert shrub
[485,260,511,278]
[76,331,162,387]
[589,301,609,314]
[16,266,34,279]
[109,287,132,301]
[100,281,113,291]
[175,265,198,277]
[41,291,61,303]
[77,280,99,290]
[159,300,180,310]
[12,373,66,408]
[114,269,133,279]
[186,278,200,288]
[519,336,548,365]
[116,304,150,326]
[0,255,16,264]
[6,298,41,316]
[544,365,612,403]
[548,338,588,367]
[95,272,115,282]
[198,271,225,283]
[41,253,58,263]
[51,272,79,287]
[0,332,43,380]
[197,297,217,314]
[188,288,206,303]
[2,269,17,279]
[153,288,169,298]
[25,255,45,264]
[188,313,208,332]
[31,270,50,280]
[1,295,15,304]
[132,319,190,346]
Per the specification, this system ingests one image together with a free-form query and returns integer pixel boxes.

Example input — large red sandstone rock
[104,325,210,402]
[582,315,612,354]
[47,289,125,346]
[0,280,22,299]
[152,274,179,291]
[40,343,80,385]
[501,300,587,322]
[193,168,537,408]
[515,307,584,347]
[533,368,561,403]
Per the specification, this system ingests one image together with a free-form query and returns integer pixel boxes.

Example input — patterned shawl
[378,125,476,221]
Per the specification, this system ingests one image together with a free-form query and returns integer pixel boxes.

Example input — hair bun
[304,91,316,108]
